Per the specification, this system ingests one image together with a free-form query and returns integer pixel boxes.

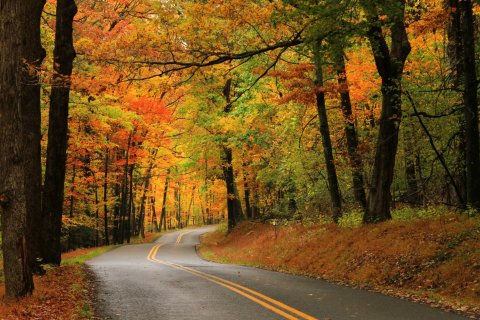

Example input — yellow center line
[175,231,193,245]
[146,245,317,320]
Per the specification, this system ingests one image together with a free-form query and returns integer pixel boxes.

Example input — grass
[62,245,118,265]
[199,211,480,318]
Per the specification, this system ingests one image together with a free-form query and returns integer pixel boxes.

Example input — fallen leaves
[199,215,480,318]
[0,265,93,320]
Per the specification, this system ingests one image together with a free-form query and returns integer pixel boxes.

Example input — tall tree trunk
[69,164,77,219]
[138,150,156,236]
[460,0,480,208]
[126,164,134,243]
[151,192,159,232]
[69,162,76,218]
[446,0,463,86]
[222,79,244,231]
[222,147,244,230]
[139,176,151,237]
[119,132,132,244]
[103,147,110,245]
[20,0,46,273]
[94,184,99,246]
[186,186,195,227]
[362,1,411,223]
[112,175,121,244]
[313,42,342,222]
[334,51,367,210]
[41,0,77,265]
[160,169,170,231]
[445,0,468,206]
[0,0,43,297]
[42,0,77,265]
[175,181,182,228]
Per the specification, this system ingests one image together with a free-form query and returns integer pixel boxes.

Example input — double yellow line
[147,244,317,320]
[175,230,193,245]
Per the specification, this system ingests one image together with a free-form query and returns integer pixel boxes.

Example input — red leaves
[128,97,172,123]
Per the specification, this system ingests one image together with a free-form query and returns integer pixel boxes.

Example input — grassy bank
[199,213,480,317]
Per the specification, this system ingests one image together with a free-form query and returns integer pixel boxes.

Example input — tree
[222,79,245,231]
[361,0,411,222]
[459,0,480,208]
[0,0,45,298]
[312,41,343,222]
[42,0,78,265]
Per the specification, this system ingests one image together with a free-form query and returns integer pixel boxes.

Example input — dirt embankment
[199,215,480,318]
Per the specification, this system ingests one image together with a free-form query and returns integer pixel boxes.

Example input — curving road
[87,226,467,320]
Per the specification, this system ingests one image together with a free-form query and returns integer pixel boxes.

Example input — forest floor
[0,231,162,319]
[199,212,480,318]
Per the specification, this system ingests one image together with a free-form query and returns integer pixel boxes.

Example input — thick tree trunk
[0,0,46,297]
[222,147,244,231]
[20,0,46,273]
[222,79,244,230]
[313,42,342,222]
[445,0,468,206]
[362,2,411,223]
[460,0,480,208]
[334,52,367,210]
[446,0,463,86]
[41,0,77,265]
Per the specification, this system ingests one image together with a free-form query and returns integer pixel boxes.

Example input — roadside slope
[199,215,480,317]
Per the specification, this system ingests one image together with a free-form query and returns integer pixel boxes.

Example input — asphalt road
[87,226,468,320]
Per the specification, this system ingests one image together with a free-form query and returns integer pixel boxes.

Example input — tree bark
[313,42,342,222]
[126,164,134,243]
[41,0,78,265]
[242,161,252,219]
[19,0,46,273]
[222,79,244,231]
[334,51,367,210]
[459,0,480,208]
[186,186,195,226]
[445,0,463,86]
[222,147,244,230]
[160,169,170,231]
[362,1,411,223]
[151,192,159,232]
[119,132,132,243]
[68,162,76,218]
[0,0,46,297]
[103,147,110,245]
